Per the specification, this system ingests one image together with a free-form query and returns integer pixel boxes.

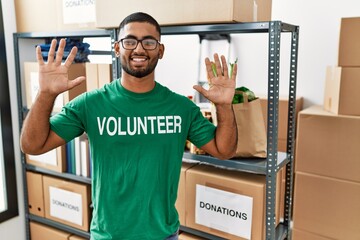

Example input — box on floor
[295,105,360,182]
[324,66,360,116]
[293,172,360,240]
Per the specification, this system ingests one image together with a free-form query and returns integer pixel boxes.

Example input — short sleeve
[187,105,216,148]
[50,94,86,142]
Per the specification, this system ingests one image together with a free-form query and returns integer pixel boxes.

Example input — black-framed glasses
[119,38,160,50]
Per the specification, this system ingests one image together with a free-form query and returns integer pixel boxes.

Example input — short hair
[118,12,161,37]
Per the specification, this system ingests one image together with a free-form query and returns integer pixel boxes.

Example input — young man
[20,12,237,240]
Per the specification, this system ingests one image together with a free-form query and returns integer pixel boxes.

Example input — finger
[47,39,57,63]
[64,46,78,68]
[55,38,66,66]
[67,76,86,90]
[193,85,209,99]
[231,63,238,81]
[221,55,229,78]
[213,53,222,76]
[204,57,215,78]
[36,46,45,66]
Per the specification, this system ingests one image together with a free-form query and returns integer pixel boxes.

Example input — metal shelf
[183,152,290,175]
[25,164,91,184]
[15,21,299,240]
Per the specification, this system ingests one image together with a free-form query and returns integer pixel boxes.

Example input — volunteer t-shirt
[50,79,216,240]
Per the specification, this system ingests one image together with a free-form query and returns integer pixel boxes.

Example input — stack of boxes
[24,60,112,237]
[292,17,360,240]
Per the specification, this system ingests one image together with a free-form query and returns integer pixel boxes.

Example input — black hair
[118,12,161,37]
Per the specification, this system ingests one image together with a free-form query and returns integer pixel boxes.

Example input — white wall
[157,0,360,108]
[0,0,25,239]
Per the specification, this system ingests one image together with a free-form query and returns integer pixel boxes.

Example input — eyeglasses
[119,38,160,50]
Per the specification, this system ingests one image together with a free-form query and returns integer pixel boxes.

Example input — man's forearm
[20,92,57,154]
[214,104,237,159]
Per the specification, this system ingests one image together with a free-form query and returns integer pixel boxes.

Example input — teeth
[132,58,146,62]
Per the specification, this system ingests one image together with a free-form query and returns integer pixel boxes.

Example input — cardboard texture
[85,63,113,92]
[260,96,303,152]
[178,232,204,240]
[292,228,331,240]
[43,175,91,231]
[293,172,360,240]
[24,62,87,112]
[15,0,96,32]
[30,221,70,240]
[69,235,87,240]
[96,0,272,28]
[295,105,360,182]
[25,146,66,173]
[175,161,198,226]
[26,172,45,217]
[185,164,280,240]
[338,17,360,67]
[324,66,360,116]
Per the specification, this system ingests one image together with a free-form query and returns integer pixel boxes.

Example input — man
[20,12,237,240]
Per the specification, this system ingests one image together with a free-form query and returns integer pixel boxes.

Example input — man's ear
[158,44,165,59]
[114,41,120,57]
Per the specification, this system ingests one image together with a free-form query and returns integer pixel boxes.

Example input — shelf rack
[14,20,299,240]
[13,29,117,240]
[161,21,299,240]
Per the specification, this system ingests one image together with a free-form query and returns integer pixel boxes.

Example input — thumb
[68,76,86,90]
[193,85,208,98]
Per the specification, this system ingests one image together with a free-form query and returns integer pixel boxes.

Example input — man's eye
[143,40,156,46]
[124,40,136,45]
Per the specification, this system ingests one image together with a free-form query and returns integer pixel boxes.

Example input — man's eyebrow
[123,34,157,40]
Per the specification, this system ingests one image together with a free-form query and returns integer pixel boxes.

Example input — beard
[121,56,159,78]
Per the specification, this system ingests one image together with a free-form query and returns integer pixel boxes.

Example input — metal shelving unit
[161,21,299,240]
[14,21,299,240]
[13,29,117,240]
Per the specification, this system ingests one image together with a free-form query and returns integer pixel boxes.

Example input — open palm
[36,38,85,97]
[193,54,237,105]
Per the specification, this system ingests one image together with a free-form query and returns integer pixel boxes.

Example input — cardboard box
[25,146,66,173]
[260,96,303,152]
[24,62,86,112]
[185,164,280,240]
[292,228,331,240]
[178,232,204,240]
[295,105,360,182]
[69,235,87,240]
[85,63,113,92]
[15,0,96,32]
[43,175,91,231]
[293,172,360,240]
[26,171,45,217]
[338,17,360,67]
[176,161,198,225]
[324,66,360,116]
[30,221,70,240]
[96,0,272,29]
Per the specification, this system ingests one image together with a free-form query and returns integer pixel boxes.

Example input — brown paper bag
[233,92,267,158]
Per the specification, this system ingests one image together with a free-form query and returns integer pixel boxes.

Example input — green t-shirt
[50,80,216,240]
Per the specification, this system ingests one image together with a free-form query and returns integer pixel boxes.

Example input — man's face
[116,22,164,78]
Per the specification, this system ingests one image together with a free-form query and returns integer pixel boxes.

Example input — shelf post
[284,25,300,240]
[266,21,281,240]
